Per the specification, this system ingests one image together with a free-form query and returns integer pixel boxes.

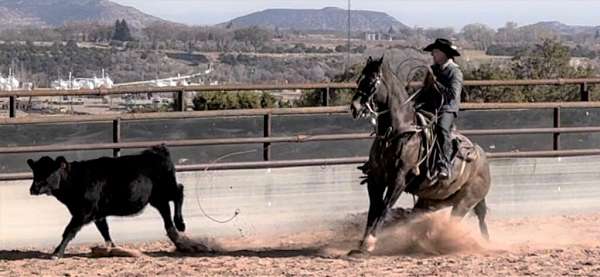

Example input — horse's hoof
[365,234,377,253]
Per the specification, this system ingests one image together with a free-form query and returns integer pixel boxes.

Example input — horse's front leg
[366,170,407,252]
[349,177,385,255]
[352,171,407,255]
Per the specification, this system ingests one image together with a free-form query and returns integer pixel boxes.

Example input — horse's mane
[377,59,415,133]
[379,61,409,103]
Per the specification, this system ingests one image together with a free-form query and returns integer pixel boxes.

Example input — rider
[421,38,464,180]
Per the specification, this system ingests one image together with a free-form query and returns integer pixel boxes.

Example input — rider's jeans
[437,112,456,170]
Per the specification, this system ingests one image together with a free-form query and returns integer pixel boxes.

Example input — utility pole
[347,0,351,76]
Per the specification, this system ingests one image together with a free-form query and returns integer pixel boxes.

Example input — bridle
[356,71,422,127]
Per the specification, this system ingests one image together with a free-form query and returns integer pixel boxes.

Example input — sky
[112,0,600,30]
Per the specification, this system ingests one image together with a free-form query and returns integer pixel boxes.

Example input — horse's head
[351,56,388,119]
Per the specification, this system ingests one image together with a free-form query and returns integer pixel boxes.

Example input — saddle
[414,110,477,180]
[356,110,479,188]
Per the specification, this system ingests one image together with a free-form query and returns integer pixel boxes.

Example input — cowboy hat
[423,38,461,57]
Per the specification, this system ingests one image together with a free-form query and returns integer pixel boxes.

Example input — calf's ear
[56,156,69,170]
[27,159,35,169]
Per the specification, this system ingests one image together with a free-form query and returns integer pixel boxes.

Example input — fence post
[176,90,185,111]
[263,113,272,161]
[321,87,330,106]
[580,82,590,101]
[113,118,121,157]
[9,96,16,118]
[553,107,560,151]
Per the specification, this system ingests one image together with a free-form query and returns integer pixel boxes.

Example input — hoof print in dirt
[347,249,370,257]
[175,242,212,253]
[90,246,144,258]
[167,228,212,253]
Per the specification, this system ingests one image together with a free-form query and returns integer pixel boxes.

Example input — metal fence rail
[2,79,600,182]
[1,101,600,181]
[2,78,599,116]
[3,102,600,126]
[0,102,599,154]
[1,126,600,155]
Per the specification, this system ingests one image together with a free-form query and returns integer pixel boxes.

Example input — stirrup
[438,169,451,180]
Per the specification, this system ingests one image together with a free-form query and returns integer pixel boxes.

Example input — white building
[51,70,114,90]
[0,70,20,91]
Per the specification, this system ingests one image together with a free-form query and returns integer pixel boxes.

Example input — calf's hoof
[175,220,186,232]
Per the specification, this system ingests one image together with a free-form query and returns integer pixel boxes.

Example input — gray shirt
[431,60,463,113]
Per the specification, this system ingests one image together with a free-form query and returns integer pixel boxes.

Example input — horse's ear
[367,56,373,63]
[378,55,384,63]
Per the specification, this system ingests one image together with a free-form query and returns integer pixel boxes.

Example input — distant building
[51,70,114,90]
[364,32,393,41]
[0,75,19,91]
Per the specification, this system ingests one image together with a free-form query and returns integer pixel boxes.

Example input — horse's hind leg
[473,199,489,241]
[173,183,186,232]
[452,150,491,238]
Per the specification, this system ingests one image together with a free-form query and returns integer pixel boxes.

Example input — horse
[349,56,491,254]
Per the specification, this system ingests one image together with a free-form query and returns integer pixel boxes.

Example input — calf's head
[27,156,69,196]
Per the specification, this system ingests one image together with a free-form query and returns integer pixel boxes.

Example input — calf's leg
[52,217,85,259]
[173,183,186,232]
[94,218,116,247]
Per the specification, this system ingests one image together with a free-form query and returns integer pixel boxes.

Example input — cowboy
[421,38,464,180]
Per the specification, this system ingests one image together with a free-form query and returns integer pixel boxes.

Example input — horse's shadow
[146,247,323,258]
[0,248,324,261]
[0,250,90,261]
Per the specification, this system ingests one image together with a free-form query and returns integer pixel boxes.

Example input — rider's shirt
[431,59,463,113]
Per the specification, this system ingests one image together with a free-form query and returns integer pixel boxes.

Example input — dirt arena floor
[2,211,600,276]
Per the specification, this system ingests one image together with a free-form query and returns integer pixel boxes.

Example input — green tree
[192,91,279,110]
[464,39,596,102]
[462,63,521,102]
[460,23,496,50]
[233,26,273,49]
[112,19,133,42]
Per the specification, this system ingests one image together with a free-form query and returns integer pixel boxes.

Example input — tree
[112,19,133,42]
[511,39,594,101]
[192,91,279,110]
[462,63,520,102]
[512,39,571,79]
[65,39,78,51]
[461,23,496,50]
[465,39,597,102]
[424,28,455,40]
[495,22,519,44]
[233,26,273,49]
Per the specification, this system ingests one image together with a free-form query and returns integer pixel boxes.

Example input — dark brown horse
[349,56,491,254]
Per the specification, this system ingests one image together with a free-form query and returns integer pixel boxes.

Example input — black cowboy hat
[423,38,461,57]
